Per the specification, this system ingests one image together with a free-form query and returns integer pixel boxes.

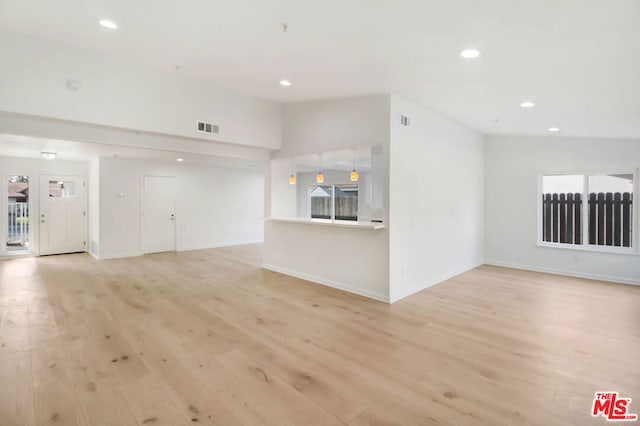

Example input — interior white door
[143,176,176,254]
[39,175,87,255]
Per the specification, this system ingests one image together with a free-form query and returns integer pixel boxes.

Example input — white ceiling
[1,0,639,139]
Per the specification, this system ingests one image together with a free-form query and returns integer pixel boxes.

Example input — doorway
[143,176,176,254]
[39,175,87,255]
[6,175,31,254]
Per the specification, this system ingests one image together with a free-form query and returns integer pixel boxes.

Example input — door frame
[2,172,35,257]
[38,174,88,256]
[141,175,177,254]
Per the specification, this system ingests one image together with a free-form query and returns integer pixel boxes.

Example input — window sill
[266,217,385,230]
[536,241,638,255]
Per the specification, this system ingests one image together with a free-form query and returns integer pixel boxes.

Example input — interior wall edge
[176,239,264,253]
[389,260,485,303]
[262,263,390,304]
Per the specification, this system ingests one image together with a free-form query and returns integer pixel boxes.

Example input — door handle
[170,214,175,221]
[41,220,45,223]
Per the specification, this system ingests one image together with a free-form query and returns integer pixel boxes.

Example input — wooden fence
[310,185,358,221]
[542,192,633,247]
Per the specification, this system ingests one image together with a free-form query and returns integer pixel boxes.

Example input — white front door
[143,176,176,254]
[39,175,87,255]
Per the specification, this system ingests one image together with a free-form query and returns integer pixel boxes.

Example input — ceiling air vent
[400,115,411,127]
[197,121,220,134]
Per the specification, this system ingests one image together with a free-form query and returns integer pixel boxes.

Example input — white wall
[0,30,282,151]
[485,135,640,284]
[276,95,391,158]
[389,96,485,303]
[268,158,297,218]
[265,95,391,301]
[0,112,272,162]
[264,222,390,301]
[98,157,264,259]
[88,158,100,257]
[0,156,89,256]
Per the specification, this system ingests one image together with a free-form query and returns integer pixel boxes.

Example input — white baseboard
[97,251,143,260]
[484,260,640,286]
[95,240,263,260]
[389,261,484,303]
[262,263,390,303]
[177,239,263,252]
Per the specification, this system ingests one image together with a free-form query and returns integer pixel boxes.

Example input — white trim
[141,175,176,254]
[537,169,638,253]
[2,172,35,256]
[0,253,36,261]
[177,239,264,252]
[536,241,638,255]
[38,173,88,256]
[97,251,143,260]
[485,260,640,286]
[96,241,264,260]
[262,263,390,303]
[389,262,483,303]
[266,217,385,230]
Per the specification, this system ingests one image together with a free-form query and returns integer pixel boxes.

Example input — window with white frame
[541,172,634,249]
[310,184,358,221]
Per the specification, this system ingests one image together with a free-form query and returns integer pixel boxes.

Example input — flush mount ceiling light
[279,79,291,87]
[176,157,184,162]
[99,19,118,29]
[41,151,57,160]
[460,48,481,59]
[520,101,535,108]
[548,127,560,132]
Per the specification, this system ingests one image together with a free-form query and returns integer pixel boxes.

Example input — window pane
[335,184,358,221]
[7,176,30,252]
[587,174,633,247]
[49,180,76,198]
[542,175,583,194]
[310,185,332,219]
[541,175,584,244]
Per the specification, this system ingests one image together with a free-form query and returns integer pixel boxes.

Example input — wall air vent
[400,115,411,127]
[197,121,220,134]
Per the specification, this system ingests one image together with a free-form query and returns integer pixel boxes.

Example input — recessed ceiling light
[41,151,57,160]
[279,80,291,87]
[176,158,184,162]
[548,127,560,132]
[99,19,118,30]
[460,48,481,59]
[520,101,535,108]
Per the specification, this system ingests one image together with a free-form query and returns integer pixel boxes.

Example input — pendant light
[316,153,324,184]
[350,148,359,182]
[287,157,297,185]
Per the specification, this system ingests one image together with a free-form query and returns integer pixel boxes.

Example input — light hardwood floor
[1,245,639,425]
